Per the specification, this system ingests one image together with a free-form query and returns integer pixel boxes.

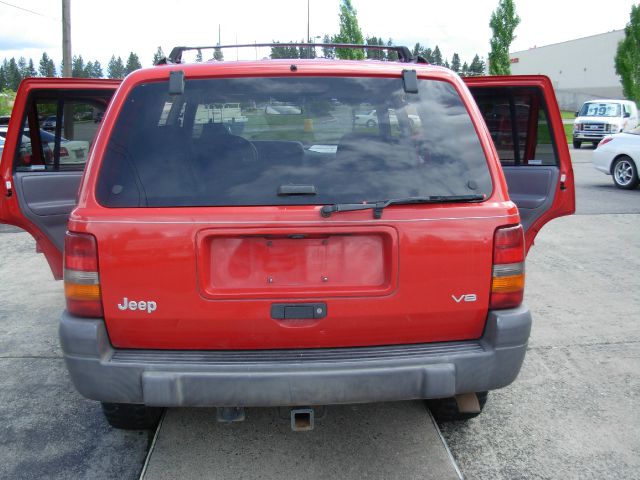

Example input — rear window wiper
[320,194,486,219]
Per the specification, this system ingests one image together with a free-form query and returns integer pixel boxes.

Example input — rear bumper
[59,307,531,407]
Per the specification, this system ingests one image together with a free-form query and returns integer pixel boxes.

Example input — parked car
[573,99,639,149]
[41,115,58,131]
[0,125,89,165]
[354,108,420,128]
[0,48,574,431]
[593,129,640,189]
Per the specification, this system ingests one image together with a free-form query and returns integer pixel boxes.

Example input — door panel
[0,78,119,278]
[502,166,558,231]
[465,75,575,251]
[14,171,83,251]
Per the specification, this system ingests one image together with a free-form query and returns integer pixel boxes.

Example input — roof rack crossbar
[164,43,427,65]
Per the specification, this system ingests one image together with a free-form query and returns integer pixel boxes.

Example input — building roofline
[510,29,624,55]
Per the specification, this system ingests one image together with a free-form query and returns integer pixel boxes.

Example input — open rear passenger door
[0,78,119,278]
[465,75,575,252]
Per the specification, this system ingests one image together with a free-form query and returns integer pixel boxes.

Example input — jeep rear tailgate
[83,203,513,349]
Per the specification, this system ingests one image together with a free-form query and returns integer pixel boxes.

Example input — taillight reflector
[64,232,102,317]
[491,225,525,309]
[597,136,613,149]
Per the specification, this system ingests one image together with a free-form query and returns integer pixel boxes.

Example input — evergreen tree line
[0,51,145,91]
[269,38,485,76]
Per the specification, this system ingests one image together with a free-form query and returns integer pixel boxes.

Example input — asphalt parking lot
[0,146,639,479]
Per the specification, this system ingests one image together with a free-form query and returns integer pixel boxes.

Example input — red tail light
[64,232,102,317]
[490,225,525,310]
[59,146,70,157]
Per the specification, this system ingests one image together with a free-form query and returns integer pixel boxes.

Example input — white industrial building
[509,30,625,111]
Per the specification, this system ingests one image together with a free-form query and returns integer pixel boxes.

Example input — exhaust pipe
[290,408,314,431]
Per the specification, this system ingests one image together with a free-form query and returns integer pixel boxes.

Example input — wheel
[101,402,163,430]
[612,155,640,189]
[573,140,581,149]
[592,141,599,148]
[426,391,488,422]
[365,119,376,128]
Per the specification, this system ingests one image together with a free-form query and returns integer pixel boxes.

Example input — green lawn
[561,110,576,119]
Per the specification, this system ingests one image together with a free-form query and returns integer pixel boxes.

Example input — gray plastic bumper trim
[59,306,531,407]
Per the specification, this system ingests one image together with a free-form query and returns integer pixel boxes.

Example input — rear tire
[612,155,640,189]
[426,391,488,422]
[101,402,163,430]
[573,140,581,149]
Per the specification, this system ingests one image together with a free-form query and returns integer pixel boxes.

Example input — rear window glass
[97,76,491,207]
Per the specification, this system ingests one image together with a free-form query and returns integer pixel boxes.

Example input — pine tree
[461,61,469,76]
[423,48,433,63]
[72,55,86,77]
[386,39,398,61]
[107,55,126,79]
[451,53,461,73]
[615,5,640,103]
[17,57,28,78]
[7,58,21,90]
[125,53,142,74]
[366,37,384,60]
[332,0,365,60]
[469,54,486,76]
[152,46,165,65]
[0,64,6,90]
[432,46,443,66]
[38,52,56,77]
[91,60,103,78]
[213,45,224,61]
[488,0,520,75]
[322,34,335,59]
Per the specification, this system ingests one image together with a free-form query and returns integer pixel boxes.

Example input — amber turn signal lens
[64,282,101,301]
[491,274,525,294]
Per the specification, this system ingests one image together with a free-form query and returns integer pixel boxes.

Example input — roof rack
[162,43,427,65]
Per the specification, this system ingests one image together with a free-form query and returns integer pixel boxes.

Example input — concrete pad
[142,402,461,480]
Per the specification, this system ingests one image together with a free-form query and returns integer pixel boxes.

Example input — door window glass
[470,87,559,167]
[15,97,107,172]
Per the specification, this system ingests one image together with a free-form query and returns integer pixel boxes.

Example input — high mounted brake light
[490,225,525,310]
[64,232,102,317]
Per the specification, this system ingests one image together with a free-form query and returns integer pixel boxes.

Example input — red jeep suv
[0,45,574,429]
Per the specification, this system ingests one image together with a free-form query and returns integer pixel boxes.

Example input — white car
[0,126,89,165]
[593,128,640,189]
[354,109,421,128]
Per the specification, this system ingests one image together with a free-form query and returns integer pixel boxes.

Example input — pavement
[439,147,640,479]
[1,146,639,479]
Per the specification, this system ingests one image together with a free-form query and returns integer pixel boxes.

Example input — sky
[0,0,636,70]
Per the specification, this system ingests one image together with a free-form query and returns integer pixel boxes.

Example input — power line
[0,0,59,21]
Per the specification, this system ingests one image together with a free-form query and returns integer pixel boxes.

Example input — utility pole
[62,0,71,77]
[61,0,73,140]
[307,0,310,59]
